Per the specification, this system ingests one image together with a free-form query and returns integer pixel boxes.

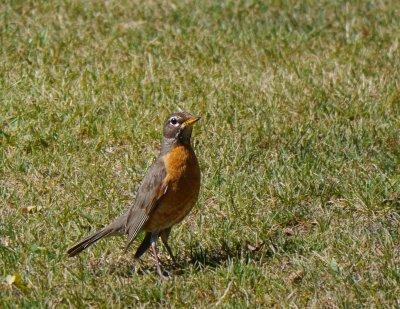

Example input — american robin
[67,111,201,277]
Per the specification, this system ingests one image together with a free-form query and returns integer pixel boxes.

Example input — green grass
[1,0,399,306]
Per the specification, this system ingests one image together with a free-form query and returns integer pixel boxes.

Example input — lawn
[1,0,399,307]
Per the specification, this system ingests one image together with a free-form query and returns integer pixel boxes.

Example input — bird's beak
[182,116,201,127]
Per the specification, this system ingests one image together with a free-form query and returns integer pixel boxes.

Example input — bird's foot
[156,266,171,280]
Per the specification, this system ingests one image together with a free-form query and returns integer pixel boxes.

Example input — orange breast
[144,144,201,232]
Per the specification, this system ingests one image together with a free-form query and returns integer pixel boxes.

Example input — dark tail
[67,228,113,257]
[134,232,152,259]
[67,214,126,257]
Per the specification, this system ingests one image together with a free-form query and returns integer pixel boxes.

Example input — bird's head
[162,111,200,146]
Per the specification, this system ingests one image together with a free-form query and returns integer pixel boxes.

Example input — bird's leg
[150,233,166,278]
[160,228,177,266]
[162,240,177,266]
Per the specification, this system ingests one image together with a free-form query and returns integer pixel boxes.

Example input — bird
[67,111,201,277]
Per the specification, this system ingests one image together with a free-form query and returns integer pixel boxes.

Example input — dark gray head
[161,111,200,153]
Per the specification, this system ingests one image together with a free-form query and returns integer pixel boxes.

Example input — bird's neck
[160,138,192,156]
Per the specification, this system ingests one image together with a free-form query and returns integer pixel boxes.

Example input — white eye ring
[170,117,179,126]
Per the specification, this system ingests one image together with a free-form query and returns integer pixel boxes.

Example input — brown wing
[124,157,168,250]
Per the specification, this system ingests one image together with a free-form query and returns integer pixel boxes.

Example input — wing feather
[124,157,167,250]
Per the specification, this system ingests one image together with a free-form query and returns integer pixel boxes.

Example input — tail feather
[67,213,127,257]
[67,228,113,257]
[134,232,152,259]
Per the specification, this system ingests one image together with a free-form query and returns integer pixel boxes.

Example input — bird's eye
[170,117,178,125]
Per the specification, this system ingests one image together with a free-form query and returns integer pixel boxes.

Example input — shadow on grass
[182,239,272,269]
[104,238,274,278]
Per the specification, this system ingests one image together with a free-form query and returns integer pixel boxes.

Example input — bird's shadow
[183,239,269,268]
[108,238,274,278]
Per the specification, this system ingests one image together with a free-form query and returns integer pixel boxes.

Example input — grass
[0,0,399,306]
